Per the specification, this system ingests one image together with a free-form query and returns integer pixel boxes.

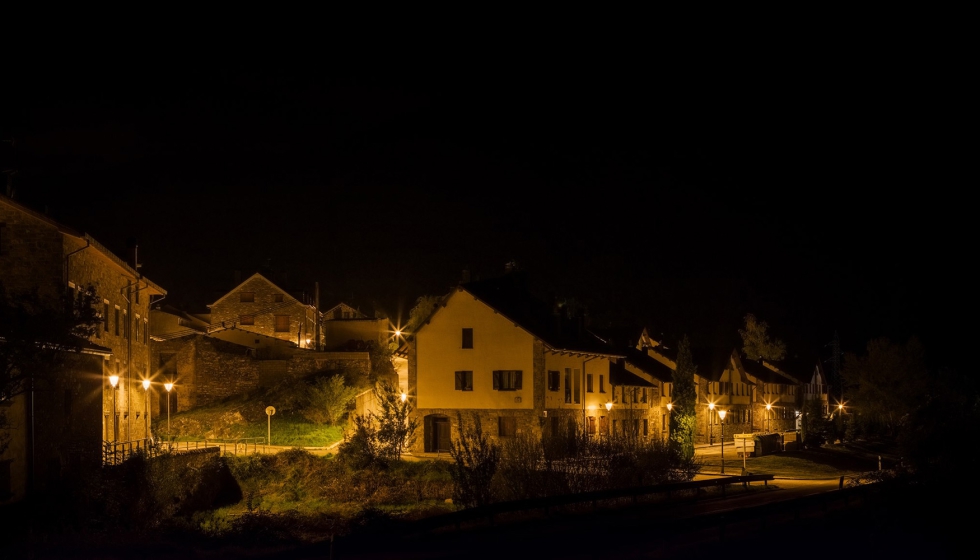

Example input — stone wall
[209,274,317,348]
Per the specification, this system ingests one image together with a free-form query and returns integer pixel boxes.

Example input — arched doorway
[423,414,451,453]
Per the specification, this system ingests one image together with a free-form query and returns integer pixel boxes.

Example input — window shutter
[515,371,522,390]
[492,371,500,390]
[455,371,462,390]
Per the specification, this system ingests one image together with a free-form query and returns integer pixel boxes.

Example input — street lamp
[165,382,174,438]
[708,402,715,445]
[717,408,727,475]
[605,401,613,412]
[142,379,150,442]
[109,374,119,442]
[765,403,772,433]
[665,402,672,441]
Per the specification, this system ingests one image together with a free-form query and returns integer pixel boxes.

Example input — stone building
[208,272,319,350]
[321,302,390,351]
[401,272,666,454]
[1,193,165,503]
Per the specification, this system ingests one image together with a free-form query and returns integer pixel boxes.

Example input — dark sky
[2,46,967,372]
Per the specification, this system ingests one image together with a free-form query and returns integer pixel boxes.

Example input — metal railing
[102,438,154,465]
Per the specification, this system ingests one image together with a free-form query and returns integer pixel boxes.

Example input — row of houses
[398,273,832,454]
[0,193,390,503]
[1,190,831,502]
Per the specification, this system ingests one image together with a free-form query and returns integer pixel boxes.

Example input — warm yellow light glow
[605,401,613,411]
[394,329,402,338]
[165,382,174,392]
[838,403,844,410]
[400,392,407,403]
[708,402,715,410]
[718,409,727,420]
[142,379,150,391]
[765,403,772,411]
[666,402,672,411]
[109,375,119,388]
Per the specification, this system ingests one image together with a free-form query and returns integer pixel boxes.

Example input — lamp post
[109,374,119,442]
[708,402,715,445]
[718,408,727,475]
[665,402,672,441]
[765,403,772,433]
[142,379,150,442]
[165,382,173,438]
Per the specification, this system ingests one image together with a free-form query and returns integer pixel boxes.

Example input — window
[587,373,594,393]
[587,416,596,435]
[498,416,517,437]
[640,388,647,403]
[573,369,581,403]
[643,419,649,436]
[548,370,560,392]
[240,315,255,325]
[274,294,284,303]
[455,371,473,391]
[599,375,605,393]
[564,369,572,403]
[103,302,109,333]
[114,307,120,336]
[612,419,618,435]
[240,292,254,303]
[461,328,473,349]
[599,416,608,435]
[123,310,130,339]
[134,315,140,342]
[492,370,522,391]
[275,315,290,332]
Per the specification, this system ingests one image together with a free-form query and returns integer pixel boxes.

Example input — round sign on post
[266,406,275,447]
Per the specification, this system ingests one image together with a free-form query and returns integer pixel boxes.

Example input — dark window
[643,419,649,436]
[240,292,254,303]
[455,371,473,391]
[587,373,594,393]
[498,417,517,437]
[274,294,284,303]
[104,303,109,333]
[564,369,572,403]
[612,419,618,435]
[240,315,255,325]
[123,311,130,339]
[461,328,473,349]
[599,416,608,435]
[275,315,290,332]
[599,375,605,393]
[134,317,140,343]
[587,416,596,435]
[114,307,120,336]
[492,370,522,391]
[641,388,647,403]
[548,370,560,392]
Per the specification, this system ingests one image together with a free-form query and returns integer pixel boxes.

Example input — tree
[842,336,928,438]
[406,295,441,334]
[1,284,100,455]
[372,379,418,461]
[670,335,698,459]
[738,313,787,361]
[448,412,500,508]
[300,374,358,425]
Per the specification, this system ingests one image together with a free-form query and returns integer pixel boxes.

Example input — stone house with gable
[401,272,666,454]
[208,272,320,350]
[1,193,165,502]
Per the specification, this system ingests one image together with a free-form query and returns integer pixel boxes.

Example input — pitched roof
[609,358,657,387]
[208,272,305,308]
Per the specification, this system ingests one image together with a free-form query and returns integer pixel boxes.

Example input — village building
[1,193,165,502]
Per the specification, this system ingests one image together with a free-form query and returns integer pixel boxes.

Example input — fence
[102,438,154,465]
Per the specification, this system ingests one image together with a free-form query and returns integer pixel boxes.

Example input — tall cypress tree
[670,335,698,459]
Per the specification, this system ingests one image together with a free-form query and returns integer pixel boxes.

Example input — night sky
[2,47,966,373]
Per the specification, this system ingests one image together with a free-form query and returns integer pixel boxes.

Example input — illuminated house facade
[208,272,320,350]
[0,194,165,502]
[403,273,664,453]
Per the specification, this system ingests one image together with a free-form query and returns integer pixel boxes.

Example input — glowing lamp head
[109,375,119,388]
[605,401,613,411]
[142,379,150,391]
[838,403,844,410]
[666,402,672,411]
[717,409,727,421]
[765,403,772,411]
[400,392,407,403]
[165,382,174,393]
[708,402,715,411]
[394,329,402,338]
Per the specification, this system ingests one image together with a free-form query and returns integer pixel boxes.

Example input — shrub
[448,412,500,508]
[301,375,359,425]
